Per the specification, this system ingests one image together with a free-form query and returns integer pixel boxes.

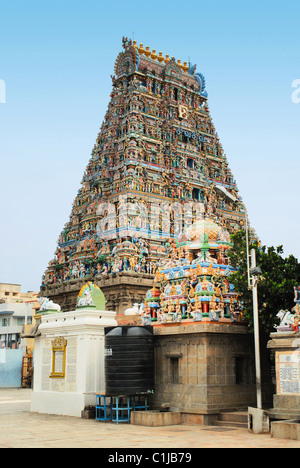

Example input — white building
[0,302,33,350]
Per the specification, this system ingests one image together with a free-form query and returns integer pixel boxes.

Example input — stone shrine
[268,295,300,422]
[31,284,117,417]
[134,217,262,422]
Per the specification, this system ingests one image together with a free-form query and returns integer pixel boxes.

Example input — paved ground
[0,389,300,449]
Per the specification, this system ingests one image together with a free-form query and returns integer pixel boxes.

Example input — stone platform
[150,320,261,423]
[131,410,182,427]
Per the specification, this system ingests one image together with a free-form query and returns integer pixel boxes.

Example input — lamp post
[245,214,262,409]
[250,248,262,409]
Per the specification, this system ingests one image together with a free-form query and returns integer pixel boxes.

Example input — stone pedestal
[248,407,270,433]
[151,321,259,424]
[131,411,182,427]
[31,309,117,417]
[267,332,300,420]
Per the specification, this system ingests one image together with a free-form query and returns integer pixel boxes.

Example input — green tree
[228,230,300,335]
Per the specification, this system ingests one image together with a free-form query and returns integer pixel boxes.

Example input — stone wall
[41,272,154,314]
[151,321,257,421]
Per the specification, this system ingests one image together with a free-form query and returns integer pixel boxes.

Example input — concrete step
[213,411,248,429]
[213,420,248,429]
[219,411,248,423]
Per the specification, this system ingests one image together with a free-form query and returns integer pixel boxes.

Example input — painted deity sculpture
[76,282,106,310]
[275,286,300,333]
[275,309,300,333]
[143,217,243,325]
[294,285,300,305]
[39,297,61,312]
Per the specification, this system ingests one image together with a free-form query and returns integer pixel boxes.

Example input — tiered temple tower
[41,37,247,314]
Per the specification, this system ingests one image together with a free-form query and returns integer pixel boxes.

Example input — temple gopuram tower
[41,37,247,314]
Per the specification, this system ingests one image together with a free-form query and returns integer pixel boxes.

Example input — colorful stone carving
[275,285,300,333]
[38,297,61,313]
[41,38,248,303]
[144,218,243,324]
[76,282,106,310]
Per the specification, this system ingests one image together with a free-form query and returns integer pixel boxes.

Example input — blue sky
[0,0,299,292]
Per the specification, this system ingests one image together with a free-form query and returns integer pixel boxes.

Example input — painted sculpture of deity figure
[217,296,225,318]
[218,228,230,243]
[208,296,219,322]
[192,296,203,322]
[294,285,300,305]
[205,251,218,264]
[39,297,61,312]
[192,251,205,264]
[274,285,300,332]
[79,262,86,278]
[72,262,80,279]
[174,300,182,323]
[140,304,152,326]
[181,279,189,296]
[275,308,300,333]
[201,276,214,292]
[77,287,94,308]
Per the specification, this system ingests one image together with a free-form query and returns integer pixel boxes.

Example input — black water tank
[104,326,154,396]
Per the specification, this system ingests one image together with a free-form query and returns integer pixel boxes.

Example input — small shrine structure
[267,289,300,428]
[136,218,260,423]
[31,283,117,417]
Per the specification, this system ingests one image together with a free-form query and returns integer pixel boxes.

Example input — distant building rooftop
[0,283,39,306]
